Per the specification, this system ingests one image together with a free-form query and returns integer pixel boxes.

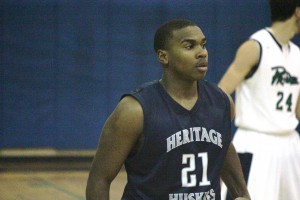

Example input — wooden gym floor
[0,149,127,200]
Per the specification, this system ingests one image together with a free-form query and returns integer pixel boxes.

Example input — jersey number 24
[276,91,292,112]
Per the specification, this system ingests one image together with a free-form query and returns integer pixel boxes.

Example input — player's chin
[195,72,207,80]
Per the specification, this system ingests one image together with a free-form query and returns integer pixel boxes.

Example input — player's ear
[296,7,300,18]
[157,49,168,65]
[295,7,300,27]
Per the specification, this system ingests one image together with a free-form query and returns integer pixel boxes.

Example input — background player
[218,0,300,200]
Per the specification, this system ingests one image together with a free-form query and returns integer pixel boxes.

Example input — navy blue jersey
[121,80,232,200]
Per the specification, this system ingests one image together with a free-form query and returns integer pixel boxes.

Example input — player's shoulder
[119,94,142,109]
[200,80,229,100]
[132,80,159,94]
[250,28,269,39]
[201,80,233,117]
[120,80,160,114]
[121,80,159,99]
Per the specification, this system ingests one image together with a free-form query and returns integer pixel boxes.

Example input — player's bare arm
[220,93,250,199]
[218,40,260,95]
[86,96,143,200]
[295,94,300,120]
[221,143,250,200]
[227,93,235,121]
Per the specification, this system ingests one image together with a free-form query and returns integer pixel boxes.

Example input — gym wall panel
[2,0,294,149]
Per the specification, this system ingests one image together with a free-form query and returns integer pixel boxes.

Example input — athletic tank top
[121,80,231,200]
[235,29,300,134]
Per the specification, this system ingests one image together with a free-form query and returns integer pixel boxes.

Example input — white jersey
[235,28,300,135]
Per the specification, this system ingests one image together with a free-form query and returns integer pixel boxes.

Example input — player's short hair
[269,0,300,22]
[153,19,197,52]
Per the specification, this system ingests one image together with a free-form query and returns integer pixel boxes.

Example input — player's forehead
[171,26,206,43]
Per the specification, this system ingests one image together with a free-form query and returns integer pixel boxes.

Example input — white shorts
[221,128,300,200]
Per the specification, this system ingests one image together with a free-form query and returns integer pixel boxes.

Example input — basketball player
[218,0,300,200]
[86,19,250,200]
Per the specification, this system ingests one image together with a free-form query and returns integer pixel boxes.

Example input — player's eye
[184,44,194,49]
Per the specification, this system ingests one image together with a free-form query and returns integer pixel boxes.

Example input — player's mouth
[196,62,208,72]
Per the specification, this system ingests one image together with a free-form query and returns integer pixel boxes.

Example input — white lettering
[195,192,204,200]
[210,189,215,199]
[169,193,178,200]
[182,129,191,144]
[217,132,223,148]
[189,128,194,142]
[209,129,217,145]
[178,193,183,200]
[169,189,216,200]
[176,131,183,146]
[188,193,195,200]
[193,127,201,141]
[166,127,223,152]
[167,134,176,152]
[201,127,211,142]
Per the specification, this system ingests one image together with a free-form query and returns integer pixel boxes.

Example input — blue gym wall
[1,0,299,149]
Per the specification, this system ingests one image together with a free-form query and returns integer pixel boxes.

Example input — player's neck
[269,20,296,46]
[159,78,198,110]
[159,77,198,99]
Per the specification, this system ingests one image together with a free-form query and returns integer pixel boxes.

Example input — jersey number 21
[182,153,211,187]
